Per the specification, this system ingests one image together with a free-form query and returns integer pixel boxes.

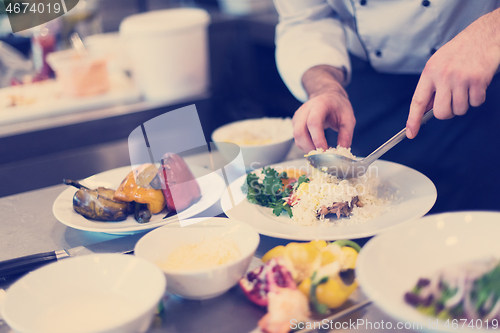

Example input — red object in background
[31,28,56,81]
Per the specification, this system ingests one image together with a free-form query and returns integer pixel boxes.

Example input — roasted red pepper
[159,153,201,212]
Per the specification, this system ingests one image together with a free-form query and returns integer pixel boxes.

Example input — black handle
[0,251,58,279]
[63,179,91,191]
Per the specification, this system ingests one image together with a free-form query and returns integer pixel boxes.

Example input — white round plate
[221,159,436,240]
[356,211,500,333]
[53,165,226,234]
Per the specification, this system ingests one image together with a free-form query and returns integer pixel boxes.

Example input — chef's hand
[406,8,500,139]
[293,65,356,152]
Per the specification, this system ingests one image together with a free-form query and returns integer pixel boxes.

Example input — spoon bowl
[307,154,368,178]
[307,109,434,179]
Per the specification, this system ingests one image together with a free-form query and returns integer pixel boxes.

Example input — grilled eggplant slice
[68,181,133,221]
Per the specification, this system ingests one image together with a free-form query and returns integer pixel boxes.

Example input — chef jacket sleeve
[274,0,351,102]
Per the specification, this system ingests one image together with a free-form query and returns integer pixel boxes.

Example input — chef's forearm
[489,8,500,51]
[478,7,500,51]
[301,65,347,100]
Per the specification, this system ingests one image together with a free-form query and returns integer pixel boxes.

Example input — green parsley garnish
[242,167,306,217]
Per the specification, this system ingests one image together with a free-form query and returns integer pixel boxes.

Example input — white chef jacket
[275,0,500,102]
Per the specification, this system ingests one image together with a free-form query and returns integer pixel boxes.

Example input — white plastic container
[46,49,110,97]
[84,32,131,72]
[120,9,211,101]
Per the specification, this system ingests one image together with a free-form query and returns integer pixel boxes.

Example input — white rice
[306,146,357,159]
[288,146,390,226]
[213,118,293,146]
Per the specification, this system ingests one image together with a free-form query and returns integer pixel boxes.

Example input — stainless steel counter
[0,147,418,333]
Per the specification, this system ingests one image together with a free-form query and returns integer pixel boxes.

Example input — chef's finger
[451,86,469,116]
[469,84,486,107]
[336,110,356,148]
[292,106,316,153]
[307,110,329,150]
[407,78,435,139]
[433,88,454,120]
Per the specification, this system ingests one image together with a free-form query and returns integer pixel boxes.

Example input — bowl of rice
[211,117,294,170]
[134,217,260,300]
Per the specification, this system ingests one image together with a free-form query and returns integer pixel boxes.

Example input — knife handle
[0,251,59,279]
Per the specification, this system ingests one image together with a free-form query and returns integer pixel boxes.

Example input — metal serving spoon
[307,109,434,179]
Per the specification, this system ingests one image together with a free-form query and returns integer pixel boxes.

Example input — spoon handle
[364,109,434,165]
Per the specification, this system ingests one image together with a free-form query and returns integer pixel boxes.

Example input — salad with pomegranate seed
[239,239,360,333]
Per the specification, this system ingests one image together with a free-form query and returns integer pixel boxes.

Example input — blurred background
[0,0,302,197]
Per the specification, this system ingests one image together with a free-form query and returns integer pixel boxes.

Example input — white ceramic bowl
[212,118,294,171]
[356,211,500,333]
[0,254,166,333]
[134,217,260,300]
